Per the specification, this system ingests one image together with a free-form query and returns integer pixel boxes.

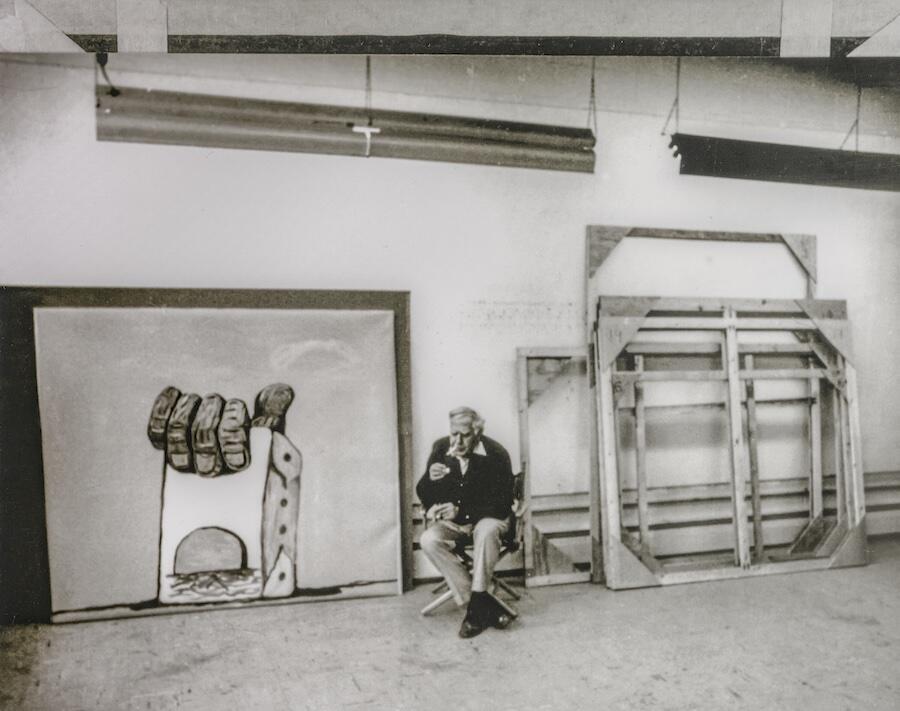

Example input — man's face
[449,418,478,456]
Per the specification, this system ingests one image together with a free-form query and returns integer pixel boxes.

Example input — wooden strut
[595,325,624,585]
[723,311,753,570]
[516,352,537,582]
[845,362,866,527]
[744,355,765,562]
[833,381,846,526]
[809,358,824,519]
[617,396,817,415]
[840,390,855,524]
[633,355,651,555]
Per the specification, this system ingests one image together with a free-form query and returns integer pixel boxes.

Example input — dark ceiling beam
[65,33,884,57]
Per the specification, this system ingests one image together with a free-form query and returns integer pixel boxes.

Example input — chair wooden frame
[419,541,521,617]
[420,474,525,616]
[591,295,867,589]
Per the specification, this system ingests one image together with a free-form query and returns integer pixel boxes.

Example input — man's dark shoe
[478,590,514,629]
[491,612,513,630]
[459,592,491,638]
[458,616,486,638]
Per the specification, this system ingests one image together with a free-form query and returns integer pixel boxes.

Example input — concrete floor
[2,536,899,711]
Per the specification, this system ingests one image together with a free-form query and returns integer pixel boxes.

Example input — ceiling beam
[9,0,900,57]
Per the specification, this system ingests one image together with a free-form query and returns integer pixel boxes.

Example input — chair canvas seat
[420,475,525,617]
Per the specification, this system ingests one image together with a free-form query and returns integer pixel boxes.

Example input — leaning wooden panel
[516,347,593,587]
[592,295,866,590]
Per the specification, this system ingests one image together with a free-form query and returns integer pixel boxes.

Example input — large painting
[1,289,411,623]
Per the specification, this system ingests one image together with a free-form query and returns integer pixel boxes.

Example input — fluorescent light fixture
[96,87,596,173]
[669,133,900,192]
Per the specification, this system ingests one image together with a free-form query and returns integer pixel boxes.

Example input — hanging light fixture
[95,86,596,173]
[665,74,899,192]
[668,133,900,192]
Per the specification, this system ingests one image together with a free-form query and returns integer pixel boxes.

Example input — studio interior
[1,1,899,709]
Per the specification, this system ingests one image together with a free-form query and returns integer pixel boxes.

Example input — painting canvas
[33,306,402,621]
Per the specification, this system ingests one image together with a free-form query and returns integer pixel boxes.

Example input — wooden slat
[615,369,827,383]
[622,494,810,528]
[516,351,537,582]
[845,362,867,526]
[588,333,603,583]
[531,526,548,577]
[625,227,784,244]
[617,396,815,416]
[739,368,829,380]
[614,370,727,382]
[860,470,900,488]
[595,331,624,585]
[809,365,823,518]
[598,296,844,318]
[833,387,846,524]
[623,477,808,504]
[744,354,765,561]
[659,556,835,586]
[838,385,854,525]
[530,492,590,512]
[623,341,817,357]
[624,342,720,355]
[739,343,816,355]
[639,317,816,331]
[634,355,651,554]
[526,572,591,587]
[724,312,752,569]
[533,519,591,536]
[600,295,804,315]
[832,488,900,507]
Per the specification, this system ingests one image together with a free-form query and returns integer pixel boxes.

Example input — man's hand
[429,462,451,481]
[426,502,459,521]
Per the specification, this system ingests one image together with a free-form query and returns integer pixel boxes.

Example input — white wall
[2,54,899,485]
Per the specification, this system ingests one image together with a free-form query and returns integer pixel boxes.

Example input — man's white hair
[449,406,484,433]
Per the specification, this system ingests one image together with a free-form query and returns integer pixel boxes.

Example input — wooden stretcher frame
[591,295,867,588]
[584,226,865,588]
[516,346,593,587]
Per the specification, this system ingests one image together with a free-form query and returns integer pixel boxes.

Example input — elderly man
[416,406,515,638]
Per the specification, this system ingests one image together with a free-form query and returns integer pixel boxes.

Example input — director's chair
[420,472,525,617]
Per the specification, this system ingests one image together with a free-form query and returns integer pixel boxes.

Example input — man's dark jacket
[416,435,514,525]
